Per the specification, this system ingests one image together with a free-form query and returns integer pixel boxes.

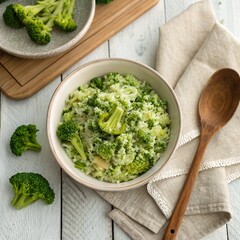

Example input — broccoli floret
[10,124,42,156]
[123,158,150,176]
[96,0,113,4]
[23,0,64,45]
[26,18,52,45]
[11,0,55,45]
[138,129,151,144]
[125,113,140,127]
[9,172,55,210]
[56,121,87,161]
[98,106,126,135]
[87,119,101,132]
[86,93,99,107]
[90,76,105,90]
[6,0,77,45]
[3,4,24,28]
[54,0,77,32]
[95,140,116,161]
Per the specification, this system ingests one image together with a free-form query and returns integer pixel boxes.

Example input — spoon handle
[162,130,212,240]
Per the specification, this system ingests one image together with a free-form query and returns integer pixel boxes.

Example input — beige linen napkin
[98,0,240,239]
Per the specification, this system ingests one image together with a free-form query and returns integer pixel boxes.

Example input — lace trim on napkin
[227,171,240,183]
[178,129,200,147]
[148,154,240,217]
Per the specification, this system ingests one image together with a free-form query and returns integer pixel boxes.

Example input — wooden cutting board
[0,0,159,99]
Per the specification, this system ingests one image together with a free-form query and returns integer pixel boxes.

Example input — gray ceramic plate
[0,0,95,58]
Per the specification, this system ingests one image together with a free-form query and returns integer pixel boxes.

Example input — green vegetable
[58,72,171,183]
[56,121,87,161]
[10,124,41,156]
[3,4,24,28]
[54,0,77,32]
[3,0,77,45]
[123,158,150,176]
[94,139,116,161]
[9,172,55,210]
[98,106,126,135]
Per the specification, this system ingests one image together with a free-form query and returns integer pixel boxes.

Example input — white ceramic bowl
[0,0,95,58]
[47,58,181,191]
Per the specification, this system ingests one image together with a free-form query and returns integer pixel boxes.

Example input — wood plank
[0,78,61,239]
[228,180,240,240]
[62,173,113,240]
[0,0,159,99]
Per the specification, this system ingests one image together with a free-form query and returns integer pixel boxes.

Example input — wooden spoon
[163,68,240,240]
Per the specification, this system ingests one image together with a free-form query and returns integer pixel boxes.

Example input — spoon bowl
[163,68,240,240]
[199,68,240,130]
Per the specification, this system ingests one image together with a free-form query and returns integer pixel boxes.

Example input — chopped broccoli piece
[3,4,24,28]
[147,119,154,129]
[10,124,42,156]
[98,106,126,135]
[9,172,55,210]
[74,160,87,171]
[86,93,99,107]
[54,0,77,32]
[123,158,150,176]
[56,121,87,161]
[90,77,105,90]
[95,140,116,161]
[138,129,151,143]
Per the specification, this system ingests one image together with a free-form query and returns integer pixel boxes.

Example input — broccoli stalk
[16,0,64,45]
[10,124,42,156]
[9,172,55,210]
[98,106,126,135]
[13,2,51,23]
[56,121,87,161]
[54,0,77,32]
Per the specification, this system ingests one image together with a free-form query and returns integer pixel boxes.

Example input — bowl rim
[47,57,182,191]
[0,0,96,59]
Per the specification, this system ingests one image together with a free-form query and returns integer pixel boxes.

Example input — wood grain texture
[0,0,159,100]
[0,78,61,240]
[62,173,112,240]
[228,181,240,240]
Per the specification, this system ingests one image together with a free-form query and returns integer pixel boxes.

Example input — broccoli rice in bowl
[47,58,181,191]
[57,72,171,183]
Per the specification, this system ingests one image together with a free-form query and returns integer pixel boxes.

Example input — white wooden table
[1,0,240,239]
